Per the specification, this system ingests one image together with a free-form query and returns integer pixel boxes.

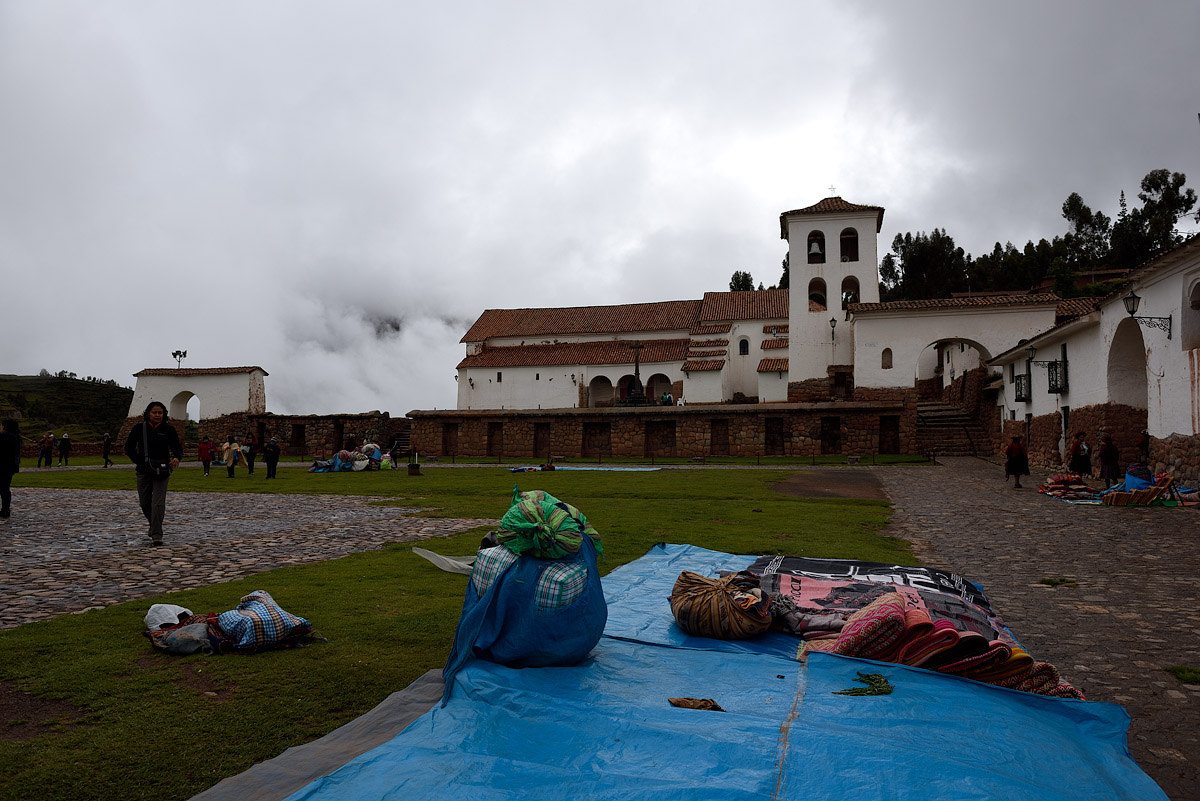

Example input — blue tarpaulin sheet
[283,544,1166,801]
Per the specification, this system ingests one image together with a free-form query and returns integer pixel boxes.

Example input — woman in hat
[1098,434,1121,488]
[1068,431,1091,478]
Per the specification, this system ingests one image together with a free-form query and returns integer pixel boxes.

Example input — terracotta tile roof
[760,338,788,350]
[1055,297,1100,322]
[689,338,730,348]
[809,299,826,312]
[847,293,1060,314]
[698,289,789,322]
[461,300,702,342]
[690,323,732,335]
[687,349,727,358]
[763,324,789,334]
[457,339,689,369]
[780,196,886,237]
[682,359,725,372]
[757,358,789,372]
[134,366,268,376]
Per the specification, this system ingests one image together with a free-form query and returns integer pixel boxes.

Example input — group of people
[195,432,281,479]
[34,431,73,467]
[1005,428,1152,490]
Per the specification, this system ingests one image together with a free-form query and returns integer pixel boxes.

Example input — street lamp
[1122,290,1172,339]
[829,317,837,340]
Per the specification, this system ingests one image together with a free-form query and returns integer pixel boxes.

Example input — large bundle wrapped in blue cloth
[441,491,607,704]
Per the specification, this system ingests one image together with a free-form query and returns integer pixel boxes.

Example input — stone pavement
[0,487,493,630]
[873,456,1199,801]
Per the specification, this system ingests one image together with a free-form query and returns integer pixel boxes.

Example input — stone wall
[1002,411,1063,470]
[1064,403,1147,471]
[410,401,917,459]
[1153,432,1200,485]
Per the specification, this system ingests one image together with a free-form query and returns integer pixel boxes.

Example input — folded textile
[936,640,1012,676]
[214,590,313,654]
[963,644,1035,684]
[896,618,960,667]
[920,630,990,671]
[799,592,907,661]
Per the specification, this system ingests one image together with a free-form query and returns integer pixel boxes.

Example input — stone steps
[916,402,989,456]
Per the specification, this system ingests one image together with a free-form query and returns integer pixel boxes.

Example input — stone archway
[1107,318,1148,409]
[913,338,991,399]
[645,373,671,400]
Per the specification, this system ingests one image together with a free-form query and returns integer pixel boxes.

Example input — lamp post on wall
[1122,290,1172,339]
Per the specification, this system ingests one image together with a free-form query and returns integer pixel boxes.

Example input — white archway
[588,376,613,407]
[1107,318,1147,409]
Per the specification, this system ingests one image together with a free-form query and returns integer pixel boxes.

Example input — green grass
[1038,577,1078,588]
[1166,665,1200,685]
[0,468,906,801]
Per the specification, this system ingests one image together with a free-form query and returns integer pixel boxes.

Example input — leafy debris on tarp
[833,672,894,696]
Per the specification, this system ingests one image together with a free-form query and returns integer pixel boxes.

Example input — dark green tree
[729,270,754,291]
[778,252,790,289]
[1061,192,1111,270]
[878,229,969,301]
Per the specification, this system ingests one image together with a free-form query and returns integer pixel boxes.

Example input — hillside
[0,374,135,443]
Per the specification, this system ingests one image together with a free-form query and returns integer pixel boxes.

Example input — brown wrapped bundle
[669,570,771,640]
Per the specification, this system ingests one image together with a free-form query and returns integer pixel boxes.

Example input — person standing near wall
[57,433,71,466]
[123,401,182,546]
[102,433,114,467]
[0,419,20,521]
[1098,434,1121,488]
[263,436,281,479]
[1137,429,1150,465]
[1005,435,1030,489]
[1068,431,1092,478]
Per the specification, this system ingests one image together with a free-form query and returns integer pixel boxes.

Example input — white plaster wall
[727,319,786,398]
[129,371,267,419]
[757,371,788,402]
[458,365,581,410]
[684,371,724,404]
[854,306,1057,389]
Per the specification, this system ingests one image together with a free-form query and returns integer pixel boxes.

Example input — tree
[1061,192,1110,271]
[778,252,790,289]
[878,229,969,301]
[729,270,754,291]
[1137,169,1196,253]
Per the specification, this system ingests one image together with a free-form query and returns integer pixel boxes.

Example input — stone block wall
[410,402,917,460]
[1153,432,1200,485]
[1064,403,1147,471]
[1001,411,1063,470]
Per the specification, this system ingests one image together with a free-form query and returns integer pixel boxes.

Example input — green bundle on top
[496,486,604,559]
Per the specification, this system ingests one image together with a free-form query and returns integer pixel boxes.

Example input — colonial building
[410,197,1200,475]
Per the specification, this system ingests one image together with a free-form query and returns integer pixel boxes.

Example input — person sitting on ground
[1005,435,1030,489]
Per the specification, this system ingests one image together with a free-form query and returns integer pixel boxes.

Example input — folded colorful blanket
[936,640,1012,676]
[799,592,906,660]
[896,618,960,666]
[214,590,313,654]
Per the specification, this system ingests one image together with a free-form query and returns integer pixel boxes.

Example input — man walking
[38,431,54,468]
[123,401,182,546]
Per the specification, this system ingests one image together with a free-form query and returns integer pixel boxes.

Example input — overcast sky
[2,1,1198,416]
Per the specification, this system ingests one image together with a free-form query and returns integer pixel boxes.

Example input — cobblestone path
[874,457,1199,801]
[0,487,493,629]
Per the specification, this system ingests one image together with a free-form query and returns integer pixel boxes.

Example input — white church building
[416,196,1199,479]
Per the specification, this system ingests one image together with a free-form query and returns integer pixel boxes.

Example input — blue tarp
[283,544,1166,801]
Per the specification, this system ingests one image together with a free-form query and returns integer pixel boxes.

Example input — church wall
[757,370,788,402]
[458,365,583,410]
[129,370,267,420]
[683,371,723,404]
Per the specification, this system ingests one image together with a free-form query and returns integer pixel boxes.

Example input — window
[808,277,826,310]
[535,373,540,380]
[881,348,893,369]
[496,371,502,383]
[807,231,826,264]
[1014,373,1031,403]
[1009,362,1015,382]
[840,275,859,307]
[738,339,750,356]
[839,228,859,262]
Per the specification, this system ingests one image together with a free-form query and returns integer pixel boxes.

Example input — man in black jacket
[123,401,182,546]
[262,436,281,479]
[0,419,19,520]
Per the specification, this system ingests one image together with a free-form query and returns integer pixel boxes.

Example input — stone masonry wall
[1153,432,1200,485]
[1065,403,1147,473]
[411,403,917,459]
[1002,411,1063,470]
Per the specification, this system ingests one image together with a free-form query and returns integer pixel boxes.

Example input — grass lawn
[0,467,908,801]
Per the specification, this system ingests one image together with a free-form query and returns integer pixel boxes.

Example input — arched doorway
[616,374,637,400]
[913,339,991,399]
[1107,318,1148,409]
[588,376,614,408]
[645,373,671,401]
